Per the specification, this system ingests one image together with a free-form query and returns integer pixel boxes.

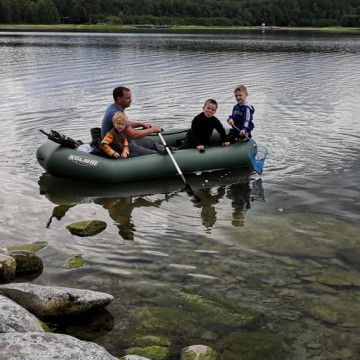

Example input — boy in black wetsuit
[180,99,230,150]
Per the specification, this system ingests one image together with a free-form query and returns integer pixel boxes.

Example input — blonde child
[227,84,255,143]
[101,112,130,158]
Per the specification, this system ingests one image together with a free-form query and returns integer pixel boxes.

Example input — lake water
[0,29,360,359]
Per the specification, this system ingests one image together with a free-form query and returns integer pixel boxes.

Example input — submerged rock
[66,220,107,237]
[305,296,360,327]
[300,268,360,287]
[63,254,85,269]
[0,295,45,333]
[3,242,47,253]
[0,332,118,360]
[0,282,114,318]
[181,344,219,360]
[61,308,114,341]
[217,332,286,360]
[125,345,169,360]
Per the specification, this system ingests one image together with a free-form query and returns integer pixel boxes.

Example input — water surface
[0,30,359,359]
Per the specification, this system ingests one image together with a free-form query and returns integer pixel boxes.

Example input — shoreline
[0,24,359,33]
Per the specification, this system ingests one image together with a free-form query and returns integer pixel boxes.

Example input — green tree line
[1,0,359,27]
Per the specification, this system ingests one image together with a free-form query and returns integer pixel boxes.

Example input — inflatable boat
[36,128,255,183]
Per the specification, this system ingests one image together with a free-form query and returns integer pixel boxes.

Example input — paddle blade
[248,146,268,175]
[184,183,201,202]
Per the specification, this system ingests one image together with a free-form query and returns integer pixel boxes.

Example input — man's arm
[126,122,162,139]
[129,120,151,129]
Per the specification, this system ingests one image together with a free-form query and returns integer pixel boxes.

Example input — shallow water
[0,29,360,359]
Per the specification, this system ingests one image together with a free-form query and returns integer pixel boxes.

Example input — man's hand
[141,122,152,129]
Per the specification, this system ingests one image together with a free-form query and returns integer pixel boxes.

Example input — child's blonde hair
[234,84,248,94]
[112,111,129,125]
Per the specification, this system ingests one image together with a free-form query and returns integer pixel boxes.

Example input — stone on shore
[0,295,45,333]
[0,332,118,360]
[0,282,114,317]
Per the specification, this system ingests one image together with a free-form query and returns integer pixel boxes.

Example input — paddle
[233,126,268,175]
[157,132,201,202]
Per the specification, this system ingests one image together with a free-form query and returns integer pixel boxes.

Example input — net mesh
[248,146,268,175]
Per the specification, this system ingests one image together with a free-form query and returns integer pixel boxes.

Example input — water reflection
[46,204,75,228]
[94,196,168,240]
[39,170,265,236]
[195,178,265,229]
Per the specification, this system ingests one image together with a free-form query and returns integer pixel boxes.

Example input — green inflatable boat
[36,128,255,183]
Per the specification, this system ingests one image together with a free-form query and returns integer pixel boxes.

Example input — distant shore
[0,24,359,33]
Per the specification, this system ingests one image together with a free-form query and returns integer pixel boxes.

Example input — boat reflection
[38,168,265,238]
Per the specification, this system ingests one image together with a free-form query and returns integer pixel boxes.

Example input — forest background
[1,0,360,28]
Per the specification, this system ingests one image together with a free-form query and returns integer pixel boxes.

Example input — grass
[0,24,359,32]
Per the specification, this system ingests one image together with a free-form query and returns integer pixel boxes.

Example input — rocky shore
[0,239,223,360]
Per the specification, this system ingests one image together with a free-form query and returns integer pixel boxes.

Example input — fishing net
[248,145,268,175]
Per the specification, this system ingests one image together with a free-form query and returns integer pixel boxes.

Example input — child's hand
[240,130,245,136]
[223,142,230,147]
[113,152,120,159]
[228,119,234,126]
[196,145,205,150]
[121,152,128,159]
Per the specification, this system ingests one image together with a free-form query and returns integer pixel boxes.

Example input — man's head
[113,86,132,110]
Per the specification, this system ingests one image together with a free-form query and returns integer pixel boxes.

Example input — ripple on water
[1,31,360,360]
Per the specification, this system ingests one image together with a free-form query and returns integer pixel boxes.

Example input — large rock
[0,332,117,360]
[0,283,114,317]
[0,295,44,333]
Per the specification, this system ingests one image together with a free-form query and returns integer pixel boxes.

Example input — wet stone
[0,282,114,318]
[0,254,16,280]
[5,250,43,274]
[66,220,107,237]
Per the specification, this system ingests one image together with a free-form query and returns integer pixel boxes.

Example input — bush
[311,18,339,27]
[341,14,360,27]
[106,15,123,25]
